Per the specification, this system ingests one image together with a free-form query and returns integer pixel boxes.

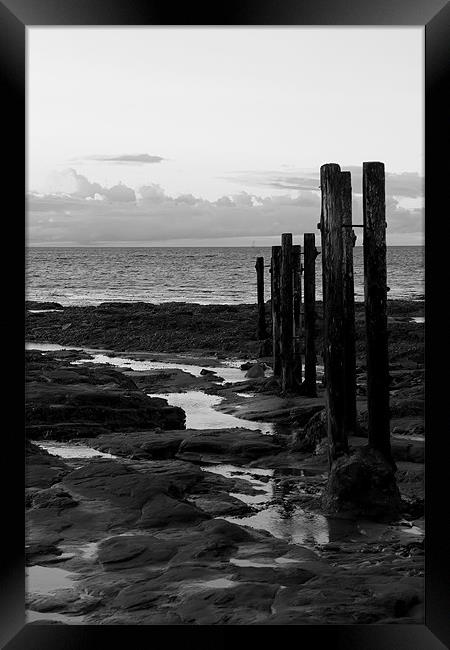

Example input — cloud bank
[27,168,423,246]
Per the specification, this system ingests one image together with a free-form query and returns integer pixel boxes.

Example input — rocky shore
[25,299,424,359]
[25,300,424,625]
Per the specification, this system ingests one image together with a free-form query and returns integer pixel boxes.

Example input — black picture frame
[1,1,449,648]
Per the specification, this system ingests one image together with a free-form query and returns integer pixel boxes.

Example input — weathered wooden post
[292,244,302,385]
[320,164,348,462]
[280,233,294,392]
[255,256,267,340]
[363,162,392,463]
[271,246,282,377]
[341,171,357,437]
[303,233,317,397]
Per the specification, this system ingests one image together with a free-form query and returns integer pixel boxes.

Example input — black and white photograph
[22,25,429,627]
[23,25,427,627]
[0,2,443,638]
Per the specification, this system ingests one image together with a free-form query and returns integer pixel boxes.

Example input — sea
[25,246,424,306]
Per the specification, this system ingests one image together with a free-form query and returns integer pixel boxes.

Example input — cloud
[83,153,165,164]
[47,169,136,203]
[103,183,136,202]
[27,171,423,246]
[225,167,424,200]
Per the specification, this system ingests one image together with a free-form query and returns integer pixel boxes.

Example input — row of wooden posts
[255,161,392,466]
[255,233,318,397]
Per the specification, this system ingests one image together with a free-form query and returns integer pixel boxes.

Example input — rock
[25,351,185,439]
[245,363,265,378]
[369,577,423,618]
[26,442,70,489]
[138,494,209,529]
[177,581,280,625]
[98,535,178,567]
[322,446,401,519]
[26,301,64,311]
[291,409,327,452]
[90,431,187,460]
[391,440,424,464]
[25,542,62,564]
[200,368,216,376]
[63,460,165,510]
[240,362,254,371]
[289,403,325,427]
[189,494,251,517]
[31,487,78,510]
[113,583,163,610]
[177,428,282,462]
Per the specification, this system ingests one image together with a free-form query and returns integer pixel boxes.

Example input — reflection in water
[26,565,77,595]
[33,441,117,459]
[72,353,247,384]
[150,391,274,433]
[225,505,332,547]
[203,463,368,548]
[26,342,83,351]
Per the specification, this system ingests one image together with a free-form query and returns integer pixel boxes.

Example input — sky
[27,27,424,246]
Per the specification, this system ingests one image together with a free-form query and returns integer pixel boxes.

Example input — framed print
[1,0,449,648]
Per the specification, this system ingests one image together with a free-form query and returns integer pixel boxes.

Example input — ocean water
[25,246,424,306]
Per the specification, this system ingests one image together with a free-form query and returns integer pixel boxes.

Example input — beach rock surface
[25,350,185,439]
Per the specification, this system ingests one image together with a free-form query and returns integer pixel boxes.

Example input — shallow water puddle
[26,610,85,625]
[34,441,117,460]
[224,506,333,547]
[193,578,236,590]
[26,341,272,384]
[230,557,300,568]
[72,352,248,384]
[26,565,78,595]
[411,316,425,324]
[150,391,274,433]
[391,433,424,442]
[27,309,65,314]
[203,463,274,505]
[202,463,365,547]
[26,342,84,352]
[200,463,346,547]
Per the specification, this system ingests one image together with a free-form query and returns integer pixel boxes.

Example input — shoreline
[25,299,425,625]
[26,298,424,358]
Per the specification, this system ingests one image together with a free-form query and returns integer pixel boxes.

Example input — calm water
[26,246,424,305]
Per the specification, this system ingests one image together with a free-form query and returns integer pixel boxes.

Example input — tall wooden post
[255,256,267,340]
[320,164,348,462]
[280,233,294,392]
[341,172,357,437]
[292,244,302,385]
[303,233,317,397]
[363,162,392,463]
[271,246,282,377]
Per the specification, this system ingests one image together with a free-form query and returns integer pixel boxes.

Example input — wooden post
[280,233,294,392]
[320,164,348,462]
[341,171,357,437]
[303,233,317,397]
[271,246,282,377]
[292,244,302,386]
[363,162,392,462]
[255,256,267,340]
